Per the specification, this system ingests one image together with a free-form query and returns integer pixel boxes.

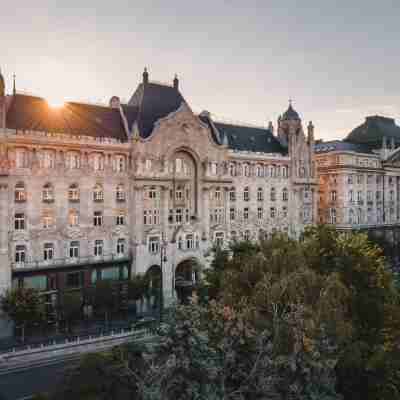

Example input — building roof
[345,115,400,146]
[128,82,185,138]
[214,121,286,154]
[6,94,128,141]
[314,140,373,154]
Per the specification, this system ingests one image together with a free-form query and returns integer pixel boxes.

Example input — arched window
[270,187,276,201]
[256,165,263,177]
[349,209,355,224]
[229,188,236,202]
[229,163,236,177]
[116,184,125,201]
[15,182,26,202]
[93,183,104,202]
[282,188,288,201]
[257,187,263,201]
[68,183,79,202]
[243,187,250,201]
[269,165,275,178]
[215,187,222,201]
[42,183,54,202]
[244,163,250,177]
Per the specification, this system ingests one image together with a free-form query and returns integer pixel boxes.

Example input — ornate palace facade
[0,67,317,303]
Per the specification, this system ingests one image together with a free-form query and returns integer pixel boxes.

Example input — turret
[307,121,314,143]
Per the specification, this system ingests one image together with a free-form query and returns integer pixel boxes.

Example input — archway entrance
[175,259,201,304]
[145,265,162,311]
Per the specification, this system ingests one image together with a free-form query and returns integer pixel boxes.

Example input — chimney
[143,67,149,85]
[268,121,274,134]
[173,74,179,90]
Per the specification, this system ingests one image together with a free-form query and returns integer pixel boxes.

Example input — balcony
[12,253,131,272]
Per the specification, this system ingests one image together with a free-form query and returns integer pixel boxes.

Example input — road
[0,356,80,400]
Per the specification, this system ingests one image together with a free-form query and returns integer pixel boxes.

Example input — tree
[92,280,119,327]
[0,287,45,343]
[127,274,149,315]
[60,291,82,333]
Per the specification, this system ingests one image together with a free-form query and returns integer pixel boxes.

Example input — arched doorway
[175,259,201,304]
[145,265,162,312]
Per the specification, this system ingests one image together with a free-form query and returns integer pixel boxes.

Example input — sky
[1,0,399,140]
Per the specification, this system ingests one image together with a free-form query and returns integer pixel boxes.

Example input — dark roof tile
[6,94,128,141]
[345,115,400,146]
[128,82,185,138]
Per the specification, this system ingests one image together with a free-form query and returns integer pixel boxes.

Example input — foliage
[45,225,400,400]
[91,280,120,325]
[0,286,45,342]
[59,291,82,333]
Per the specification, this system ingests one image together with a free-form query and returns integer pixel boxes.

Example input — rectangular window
[43,214,53,229]
[244,207,249,220]
[15,213,25,230]
[215,232,224,247]
[229,190,236,202]
[15,245,26,263]
[186,234,194,250]
[93,154,104,171]
[93,211,103,226]
[148,236,160,254]
[94,239,103,256]
[69,241,79,258]
[270,207,276,218]
[44,243,54,261]
[257,207,263,220]
[230,207,235,221]
[175,208,183,224]
[117,238,125,255]
[116,213,125,226]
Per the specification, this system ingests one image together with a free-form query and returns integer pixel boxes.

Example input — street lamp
[160,236,167,323]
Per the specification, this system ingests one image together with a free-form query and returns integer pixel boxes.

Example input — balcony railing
[12,253,131,271]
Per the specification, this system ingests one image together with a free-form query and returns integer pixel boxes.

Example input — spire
[13,74,16,95]
[173,73,179,90]
[142,67,149,85]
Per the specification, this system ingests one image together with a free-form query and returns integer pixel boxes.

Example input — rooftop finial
[143,67,149,84]
[173,73,179,90]
[13,74,16,95]
[289,98,293,107]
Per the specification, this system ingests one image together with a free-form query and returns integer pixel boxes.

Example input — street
[0,356,79,400]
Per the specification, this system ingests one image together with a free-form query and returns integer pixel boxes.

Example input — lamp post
[159,236,167,323]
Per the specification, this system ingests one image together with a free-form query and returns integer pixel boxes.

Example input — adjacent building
[0,67,317,305]
[316,115,400,229]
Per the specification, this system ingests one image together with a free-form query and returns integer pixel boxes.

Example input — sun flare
[46,96,65,108]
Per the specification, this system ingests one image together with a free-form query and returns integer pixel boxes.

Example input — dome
[282,103,300,121]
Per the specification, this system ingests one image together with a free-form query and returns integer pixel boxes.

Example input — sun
[46,95,65,109]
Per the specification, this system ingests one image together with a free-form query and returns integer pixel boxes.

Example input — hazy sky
[1,0,399,140]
